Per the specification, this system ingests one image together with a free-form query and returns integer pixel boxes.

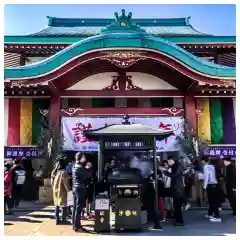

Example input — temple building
[4,9,236,161]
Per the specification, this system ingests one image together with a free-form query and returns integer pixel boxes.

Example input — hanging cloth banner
[197,98,211,142]
[210,99,224,144]
[61,116,184,152]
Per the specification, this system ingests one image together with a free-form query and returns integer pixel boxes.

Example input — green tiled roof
[4,32,235,79]
[29,9,206,37]
[28,14,207,37]
[5,10,236,44]
[29,25,207,37]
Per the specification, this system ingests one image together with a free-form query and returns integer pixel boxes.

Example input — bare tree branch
[176,119,209,165]
[36,114,63,177]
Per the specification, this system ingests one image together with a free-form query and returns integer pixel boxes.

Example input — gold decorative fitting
[125,210,131,217]
[100,51,146,68]
[11,81,26,87]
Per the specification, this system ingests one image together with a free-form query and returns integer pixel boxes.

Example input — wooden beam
[60,90,184,97]
[60,107,185,117]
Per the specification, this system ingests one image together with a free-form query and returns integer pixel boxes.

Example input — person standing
[223,157,236,218]
[163,156,185,226]
[183,162,195,211]
[104,156,116,181]
[201,157,221,222]
[11,159,25,208]
[4,163,13,215]
[161,161,173,219]
[51,155,71,225]
[66,161,73,218]
[72,153,92,232]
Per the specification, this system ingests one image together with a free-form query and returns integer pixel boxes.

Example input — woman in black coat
[163,157,185,226]
[223,157,236,217]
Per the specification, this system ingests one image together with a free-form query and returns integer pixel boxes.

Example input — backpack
[14,170,26,185]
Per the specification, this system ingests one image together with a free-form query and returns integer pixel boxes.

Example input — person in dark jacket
[72,153,92,232]
[223,157,236,217]
[104,156,116,181]
[163,156,185,226]
[11,159,25,208]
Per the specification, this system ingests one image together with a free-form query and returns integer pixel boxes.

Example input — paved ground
[4,202,236,236]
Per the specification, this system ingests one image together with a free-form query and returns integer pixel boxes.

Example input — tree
[37,114,63,177]
[176,119,209,166]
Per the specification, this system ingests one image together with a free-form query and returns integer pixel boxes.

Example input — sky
[4,4,236,36]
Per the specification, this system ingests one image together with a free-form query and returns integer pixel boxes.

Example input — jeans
[207,184,220,218]
[173,197,184,223]
[72,187,86,230]
[55,206,67,222]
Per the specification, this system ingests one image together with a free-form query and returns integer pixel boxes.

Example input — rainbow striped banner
[6,98,49,146]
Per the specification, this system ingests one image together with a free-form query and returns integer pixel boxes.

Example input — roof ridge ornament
[101,9,146,34]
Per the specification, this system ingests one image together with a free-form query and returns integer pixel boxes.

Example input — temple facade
[4,10,236,160]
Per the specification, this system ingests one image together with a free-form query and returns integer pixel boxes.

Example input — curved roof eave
[4,33,236,79]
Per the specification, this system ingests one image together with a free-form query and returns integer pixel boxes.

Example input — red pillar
[184,95,197,134]
[8,98,20,145]
[50,95,61,133]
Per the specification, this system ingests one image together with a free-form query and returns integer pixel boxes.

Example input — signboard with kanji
[205,146,236,158]
[115,198,141,231]
[4,147,42,159]
[94,198,110,232]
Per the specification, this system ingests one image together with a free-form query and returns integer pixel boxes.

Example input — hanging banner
[61,116,184,152]
[205,145,236,158]
[4,146,42,159]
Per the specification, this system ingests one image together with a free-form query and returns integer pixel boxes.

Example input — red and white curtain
[61,116,184,152]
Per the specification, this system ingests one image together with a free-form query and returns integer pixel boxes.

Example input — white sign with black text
[95,199,110,210]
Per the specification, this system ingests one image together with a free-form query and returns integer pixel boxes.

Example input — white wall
[232,98,236,121]
[24,57,47,65]
[66,72,177,90]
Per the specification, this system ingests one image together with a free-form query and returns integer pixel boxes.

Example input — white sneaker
[205,214,213,219]
[210,217,222,222]
[185,204,191,211]
[160,218,166,223]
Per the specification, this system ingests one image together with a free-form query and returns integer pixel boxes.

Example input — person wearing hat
[4,163,13,215]
[223,157,236,217]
